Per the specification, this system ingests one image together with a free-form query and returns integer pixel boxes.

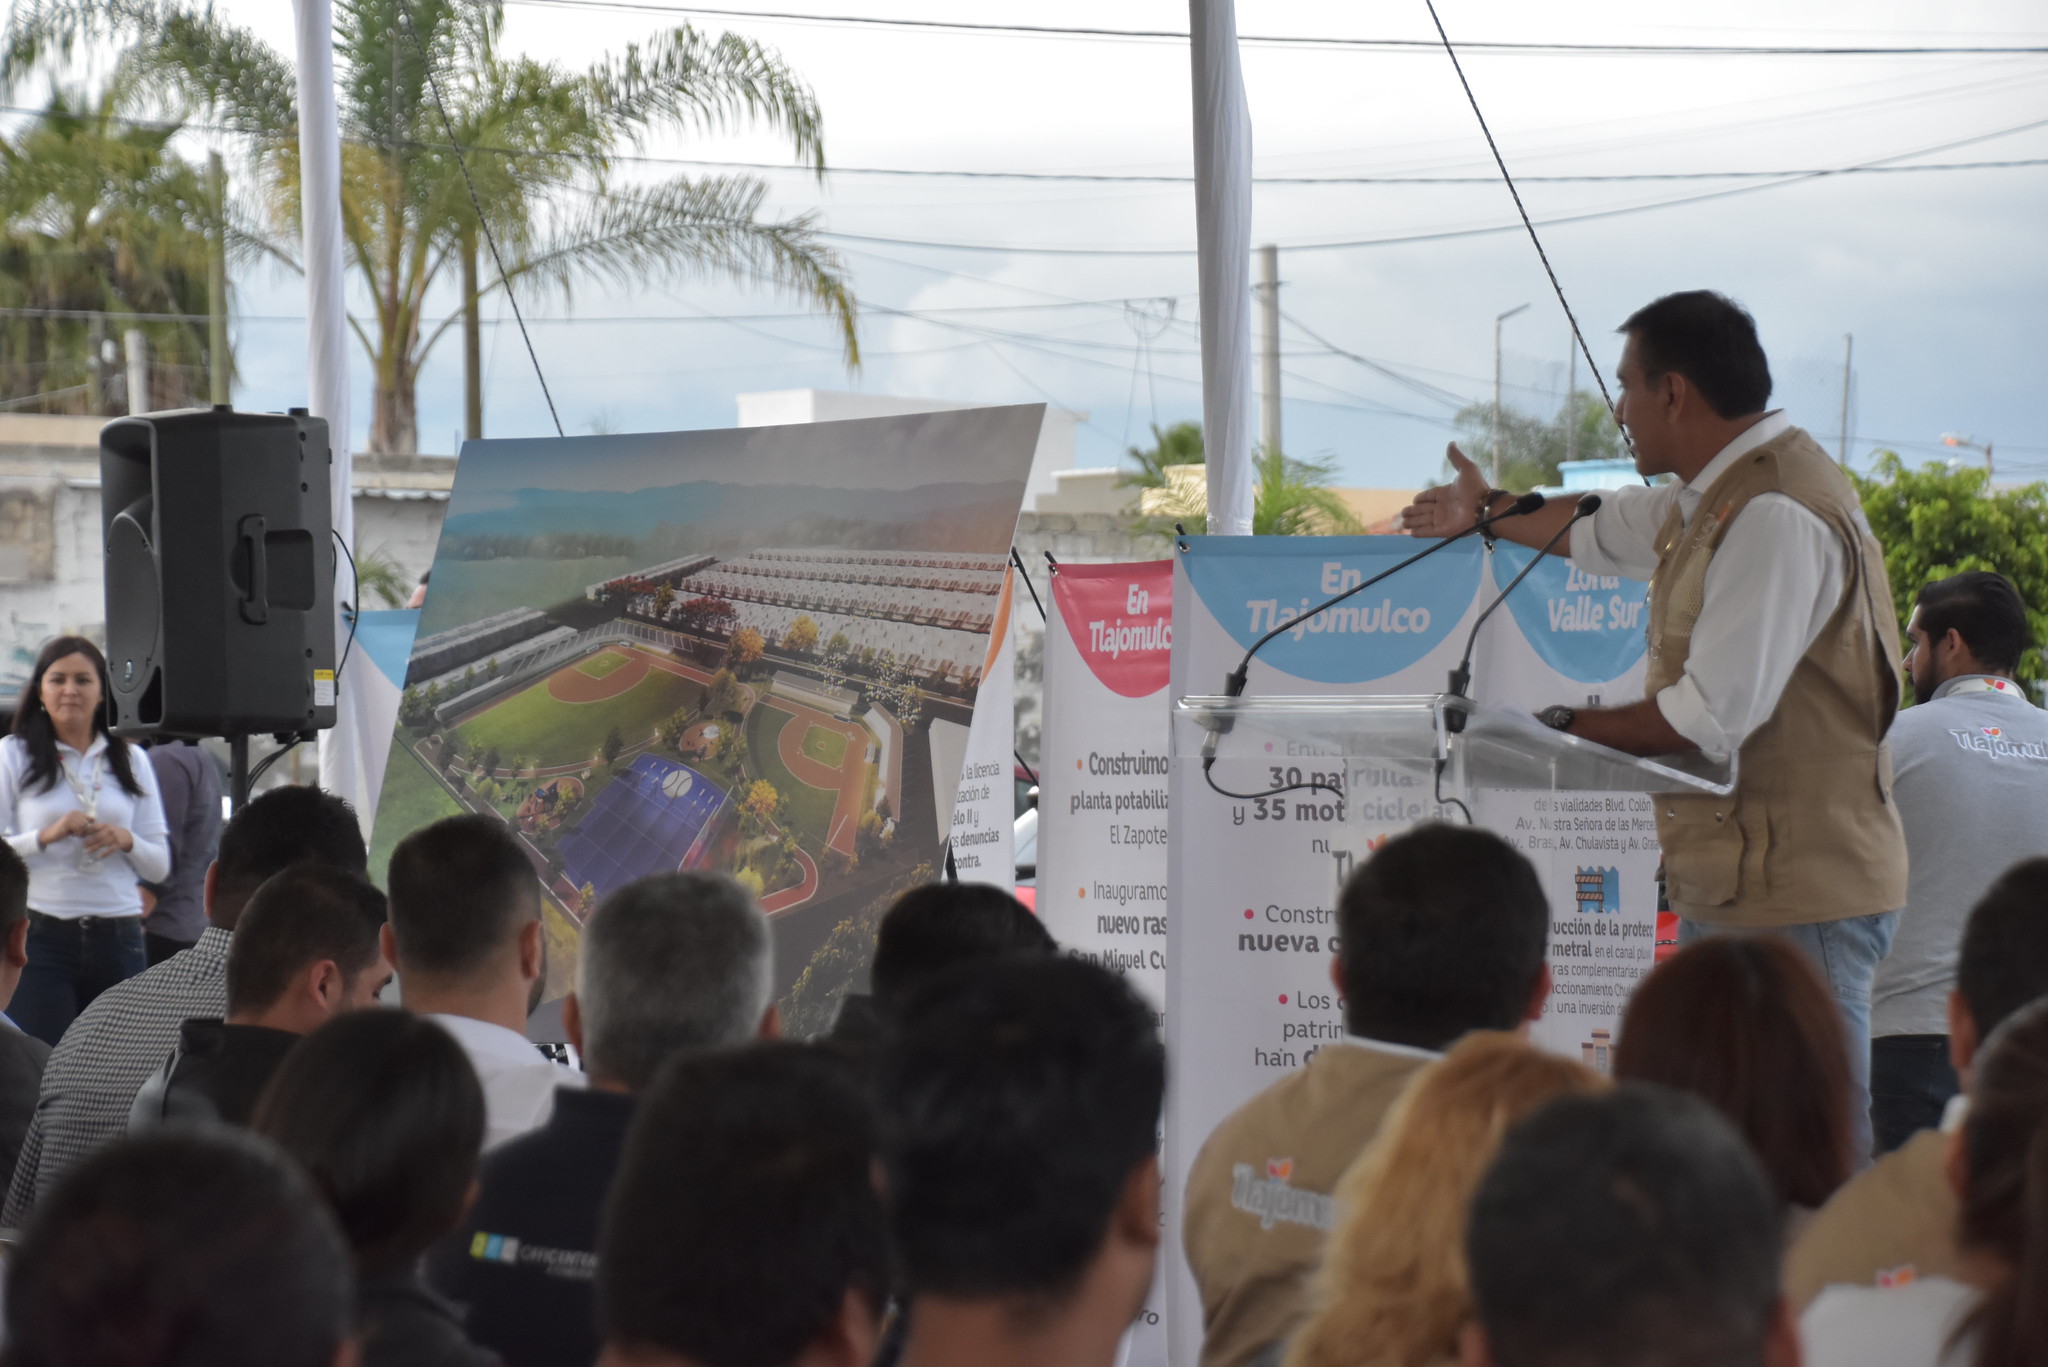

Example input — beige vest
[1647,426,1907,926]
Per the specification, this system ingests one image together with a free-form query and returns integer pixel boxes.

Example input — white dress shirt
[1567,412,1849,758]
[427,1012,585,1150]
[0,734,170,918]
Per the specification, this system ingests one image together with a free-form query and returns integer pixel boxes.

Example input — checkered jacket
[3,927,230,1225]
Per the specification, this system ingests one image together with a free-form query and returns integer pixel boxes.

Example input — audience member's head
[1908,570,2032,703]
[1287,1034,1608,1367]
[568,872,776,1091]
[598,1042,887,1367]
[210,784,367,930]
[879,955,1162,1358]
[1334,823,1550,1051]
[253,1009,485,1277]
[226,865,392,1033]
[1952,999,2048,1366]
[385,814,544,1011]
[869,881,1056,1011]
[1614,935,1852,1211]
[1462,1085,1792,1367]
[0,839,30,1009]
[4,1129,354,1367]
[1952,858,2048,1083]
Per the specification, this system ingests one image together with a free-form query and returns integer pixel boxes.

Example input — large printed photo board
[369,407,1041,1030]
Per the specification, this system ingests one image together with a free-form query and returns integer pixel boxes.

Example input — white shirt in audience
[428,1013,583,1149]
[1801,1275,1977,1367]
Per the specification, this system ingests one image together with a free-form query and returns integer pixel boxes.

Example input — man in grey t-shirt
[1873,570,2048,1154]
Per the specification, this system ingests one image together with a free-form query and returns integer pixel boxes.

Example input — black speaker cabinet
[100,406,338,739]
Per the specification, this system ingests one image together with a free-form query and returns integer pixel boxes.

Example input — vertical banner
[1470,545,1660,1067]
[1164,536,1484,1364]
[1038,561,1175,1011]
[1040,559,1175,1367]
[347,609,421,834]
[943,570,1017,889]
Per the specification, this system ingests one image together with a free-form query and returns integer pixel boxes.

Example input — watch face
[1540,705,1575,731]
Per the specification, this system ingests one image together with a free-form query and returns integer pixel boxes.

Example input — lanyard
[1944,676,2025,700]
[60,748,105,821]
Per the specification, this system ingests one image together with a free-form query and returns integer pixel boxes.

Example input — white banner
[944,569,1017,889]
[1469,544,1660,1066]
[1038,561,1175,1010]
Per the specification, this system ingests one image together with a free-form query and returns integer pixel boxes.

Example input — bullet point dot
[1076,758,1082,768]
[1078,888,1086,898]
[1278,994,1289,1005]
[1264,742,1274,752]
[1243,908,1255,919]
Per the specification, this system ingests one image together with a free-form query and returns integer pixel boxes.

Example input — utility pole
[86,314,105,413]
[1256,243,1281,459]
[1565,337,1578,466]
[1492,303,1529,486]
[1837,334,1854,466]
[123,328,148,415]
[208,150,230,406]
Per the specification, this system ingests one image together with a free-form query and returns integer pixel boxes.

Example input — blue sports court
[559,754,730,899]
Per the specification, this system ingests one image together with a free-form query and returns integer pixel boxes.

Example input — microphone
[1443,493,1602,732]
[1198,491,1546,802]
[1217,490,1547,702]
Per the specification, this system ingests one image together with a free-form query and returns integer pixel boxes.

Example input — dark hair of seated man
[879,954,1164,1367]
[597,1041,888,1367]
[1461,1084,1795,1367]
[1336,822,1552,1049]
[3,1127,355,1367]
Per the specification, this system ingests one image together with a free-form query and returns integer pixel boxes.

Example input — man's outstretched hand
[1399,443,1490,539]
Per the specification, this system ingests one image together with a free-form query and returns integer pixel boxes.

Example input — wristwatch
[1537,705,1577,732]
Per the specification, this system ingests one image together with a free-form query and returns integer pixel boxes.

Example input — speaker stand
[228,736,251,813]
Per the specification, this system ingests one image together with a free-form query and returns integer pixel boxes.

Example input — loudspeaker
[100,406,338,739]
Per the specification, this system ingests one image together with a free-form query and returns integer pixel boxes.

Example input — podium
[1171,693,1734,882]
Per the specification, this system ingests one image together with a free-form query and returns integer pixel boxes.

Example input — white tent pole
[297,0,370,817]
[1188,0,1255,536]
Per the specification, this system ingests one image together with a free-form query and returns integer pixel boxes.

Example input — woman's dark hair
[1956,999,2048,1367]
[251,1009,485,1276]
[1613,936,1852,1210]
[11,637,142,798]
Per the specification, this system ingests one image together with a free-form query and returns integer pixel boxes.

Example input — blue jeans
[13,913,147,1047]
[1678,911,1898,1164]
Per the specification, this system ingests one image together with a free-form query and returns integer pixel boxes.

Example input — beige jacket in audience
[1182,1041,1432,1367]
[1785,1128,1961,1310]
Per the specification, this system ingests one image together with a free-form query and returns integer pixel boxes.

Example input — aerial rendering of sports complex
[379,547,1005,928]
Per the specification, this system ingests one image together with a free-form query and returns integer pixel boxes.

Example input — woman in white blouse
[1,638,169,1044]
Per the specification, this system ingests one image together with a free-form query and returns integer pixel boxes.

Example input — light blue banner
[1490,543,1649,684]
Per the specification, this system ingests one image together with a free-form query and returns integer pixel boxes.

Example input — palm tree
[1134,436,1364,537]
[0,86,221,412]
[3,0,858,452]
[1120,420,1206,490]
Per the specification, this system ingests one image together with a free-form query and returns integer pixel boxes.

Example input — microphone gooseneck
[1443,493,1603,730]
[1201,491,1548,804]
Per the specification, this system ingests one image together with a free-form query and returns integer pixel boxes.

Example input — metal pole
[1188,0,1256,536]
[1257,243,1281,459]
[123,328,148,414]
[1987,440,1994,480]
[1490,303,1528,485]
[1565,337,1578,466]
[1838,333,1853,465]
[462,228,482,442]
[208,151,229,406]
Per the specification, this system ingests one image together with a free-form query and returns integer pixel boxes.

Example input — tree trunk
[461,227,482,442]
[371,362,419,454]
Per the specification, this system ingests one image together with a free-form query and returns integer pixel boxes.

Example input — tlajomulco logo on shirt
[468,1231,597,1281]
[1229,1158,1334,1232]
[1948,726,2048,761]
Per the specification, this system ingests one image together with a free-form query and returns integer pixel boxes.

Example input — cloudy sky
[16,0,2045,488]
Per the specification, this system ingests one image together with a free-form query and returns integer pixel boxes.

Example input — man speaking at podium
[1402,290,1905,1146]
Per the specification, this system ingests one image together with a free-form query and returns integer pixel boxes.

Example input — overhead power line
[497,0,2048,57]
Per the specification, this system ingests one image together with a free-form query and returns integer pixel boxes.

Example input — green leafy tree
[1450,391,1627,492]
[780,860,935,1038]
[1852,452,2048,694]
[4,0,858,452]
[601,725,624,766]
[352,547,411,608]
[481,744,500,778]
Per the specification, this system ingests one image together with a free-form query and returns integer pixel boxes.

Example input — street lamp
[1493,303,1530,486]
[1943,432,1994,479]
